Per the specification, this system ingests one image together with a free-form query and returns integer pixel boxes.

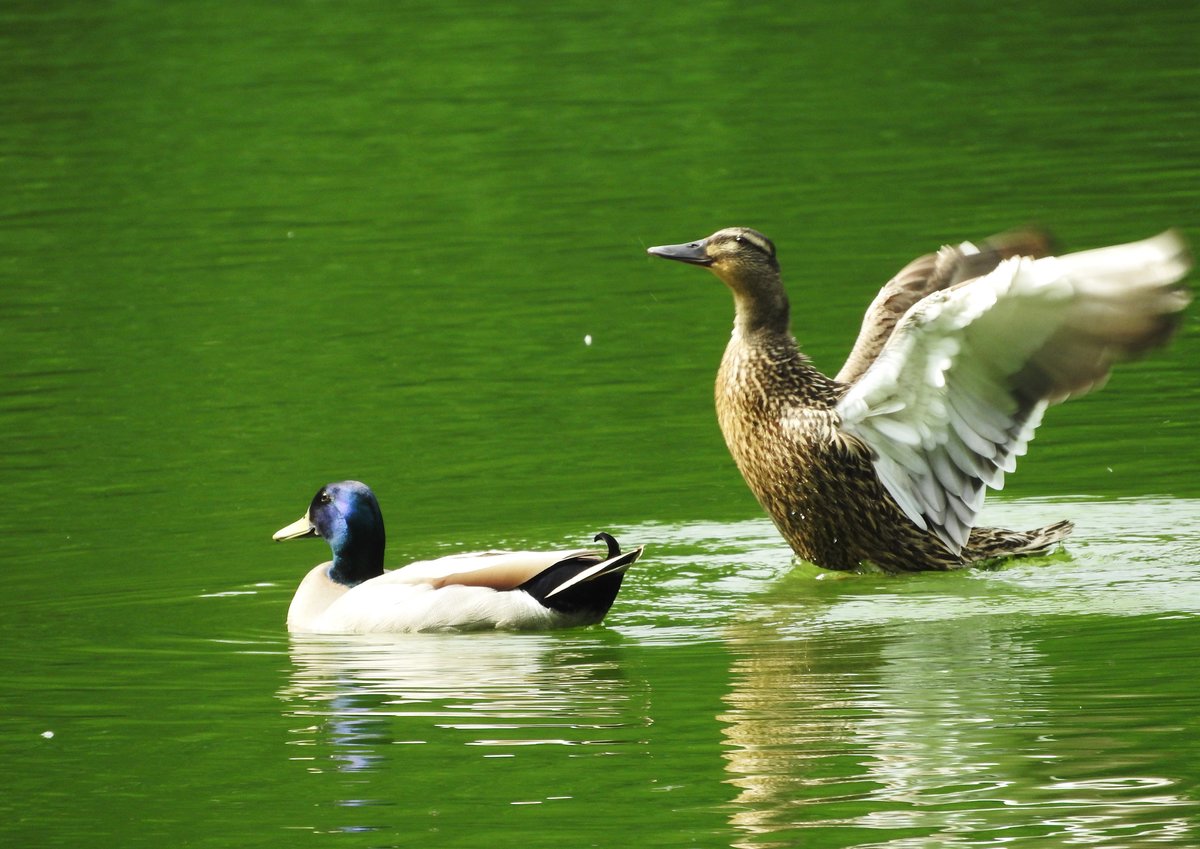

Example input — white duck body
[288,549,607,634]
[275,481,642,634]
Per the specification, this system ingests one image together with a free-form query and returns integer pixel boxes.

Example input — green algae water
[2,0,1198,846]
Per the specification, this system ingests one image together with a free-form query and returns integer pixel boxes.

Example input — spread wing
[836,229,1056,386]
[835,230,1191,553]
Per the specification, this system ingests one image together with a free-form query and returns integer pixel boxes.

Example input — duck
[273,480,643,633]
[647,226,1192,572]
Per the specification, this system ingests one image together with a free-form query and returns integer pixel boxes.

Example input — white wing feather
[836,230,1190,554]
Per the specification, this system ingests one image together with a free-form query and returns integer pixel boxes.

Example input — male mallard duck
[274,481,643,633]
[647,227,1192,572]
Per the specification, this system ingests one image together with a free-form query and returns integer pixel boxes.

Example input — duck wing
[385,549,600,591]
[836,229,1056,386]
[835,230,1191,553]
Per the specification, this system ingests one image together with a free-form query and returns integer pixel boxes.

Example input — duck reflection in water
[717,610,1194,846]
[278,632,649,829]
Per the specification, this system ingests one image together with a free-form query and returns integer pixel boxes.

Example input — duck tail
[521,536,644,620]
[965,519,1074,561]
[593,531,621,559]
[544,546,643,599]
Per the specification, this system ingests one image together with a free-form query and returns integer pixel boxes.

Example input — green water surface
[2,1,1198,846]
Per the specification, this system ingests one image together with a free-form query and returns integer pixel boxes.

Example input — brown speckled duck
[647,227,1192,572]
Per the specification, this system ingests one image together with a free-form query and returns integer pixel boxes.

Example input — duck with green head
[275,481,643,632]
[647,226,1192,572]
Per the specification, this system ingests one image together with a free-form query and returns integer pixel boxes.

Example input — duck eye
[319,491,333,505]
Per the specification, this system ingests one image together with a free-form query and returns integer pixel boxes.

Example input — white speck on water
[584,334,592,346]
[42,730,54,739]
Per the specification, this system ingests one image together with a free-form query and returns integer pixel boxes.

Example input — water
[2,0,1198,846]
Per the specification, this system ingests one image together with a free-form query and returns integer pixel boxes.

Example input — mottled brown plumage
[647,226,1191,572]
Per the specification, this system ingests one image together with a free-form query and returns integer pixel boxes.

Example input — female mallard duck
[274,481,643,633]
[647,227,1192,572]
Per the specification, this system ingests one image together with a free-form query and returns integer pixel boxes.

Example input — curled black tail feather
[593,531,620,558]
[520,535,643,621]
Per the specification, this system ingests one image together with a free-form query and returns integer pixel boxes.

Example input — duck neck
[732,285,791,337]
[725,280,841,403]
[328,534,385,587]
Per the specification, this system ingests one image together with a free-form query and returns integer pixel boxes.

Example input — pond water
[2,0,1198,847]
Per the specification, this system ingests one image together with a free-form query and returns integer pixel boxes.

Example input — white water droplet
[41,730,54,739]
[583,334,592,346]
